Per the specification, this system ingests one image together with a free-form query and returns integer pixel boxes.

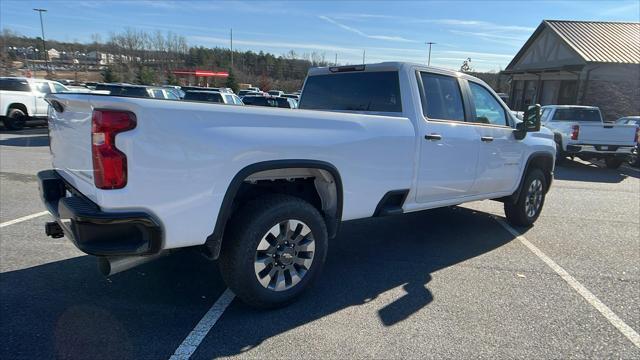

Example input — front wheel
[219,194,328,308]
[604,157,623,169]
[4,108,27,130]
[504,168,547,227]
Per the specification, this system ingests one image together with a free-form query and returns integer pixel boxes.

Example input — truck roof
[308,61,465,77]
[541,105,600,110]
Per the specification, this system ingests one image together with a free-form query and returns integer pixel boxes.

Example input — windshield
[184,91,223,103]
[299,71,402,113]
[552,109,601,122]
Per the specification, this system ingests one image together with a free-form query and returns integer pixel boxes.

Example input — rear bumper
[565,144,633,156]
[37,170,162,256]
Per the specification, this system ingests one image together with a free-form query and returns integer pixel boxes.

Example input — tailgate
[577,123,637,145]
[46,93,97,200]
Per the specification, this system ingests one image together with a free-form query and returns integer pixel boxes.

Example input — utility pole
[33,8,50,75]
[425,42,436,66]
[362,49,365,64]
[230,28,233,68]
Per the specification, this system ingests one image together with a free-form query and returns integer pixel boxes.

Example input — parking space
[1,129,639,359]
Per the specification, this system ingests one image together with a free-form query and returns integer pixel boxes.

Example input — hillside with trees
[0,28,331,91]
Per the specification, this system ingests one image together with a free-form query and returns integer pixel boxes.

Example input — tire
[604,157,623,169]
[504,168,547,227]
[554,138,566,164]
[629,150,640,168]
[4,108,27,130]
[219,194,328,308]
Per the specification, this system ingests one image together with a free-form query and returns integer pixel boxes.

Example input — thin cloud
[449,30,528,41]
[601,1,640,15]
[441,50,514,59]
[189,35,360,54]
[318,15,418,43]
[418,19,535,32]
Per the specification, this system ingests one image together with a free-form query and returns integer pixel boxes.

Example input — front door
[416,72,480,203]
[465,80,526,195]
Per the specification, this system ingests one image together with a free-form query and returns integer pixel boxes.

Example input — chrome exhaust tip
[97,253,166,276]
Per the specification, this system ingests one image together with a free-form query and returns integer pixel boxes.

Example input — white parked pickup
[541,105,638,168]
[39,62,556,308]
[0,77,70,130]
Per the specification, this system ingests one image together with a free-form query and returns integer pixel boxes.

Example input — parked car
[149,87,181,100]
[616,116,640,167]
[238,90,263,98]
[541,105,637,168]
[40,62,554,308]
[183,90,243,105]
[0,77,70,130]
[282,94,300,101]
[268,90,284,97]
[94,83,151,98]
[242,95,296,108]
[163,85,185,98]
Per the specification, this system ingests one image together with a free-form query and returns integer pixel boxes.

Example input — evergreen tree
[101,66,119,83]
[225,68,238,92]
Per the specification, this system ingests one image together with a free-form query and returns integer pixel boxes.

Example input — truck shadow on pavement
[0,127,48,135]
[0,206,514,360]
[554,160,638,182]
[0,135,49,147]
[191,206,516,359]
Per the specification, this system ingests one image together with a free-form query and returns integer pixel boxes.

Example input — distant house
[47,48,60,60]
[503,20,640,121]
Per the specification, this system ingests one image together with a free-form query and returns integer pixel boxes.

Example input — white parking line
[169,288,235,360]
[495,218,640,348]
[0,211,49,228]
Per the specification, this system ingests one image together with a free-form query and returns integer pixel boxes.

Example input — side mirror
[514,104,541,140]
[523,104,541,132]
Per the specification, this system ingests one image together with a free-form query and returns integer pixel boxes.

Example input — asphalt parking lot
[1,127,638,359]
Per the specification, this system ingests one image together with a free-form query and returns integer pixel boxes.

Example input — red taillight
[570,125,580,141]
[91,110,136,189]
[634,127,639,143]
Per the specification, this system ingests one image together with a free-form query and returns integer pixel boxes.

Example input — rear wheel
[604,157,623,169]
[504,168,546,227]
[219,194,328,308]
[628,149,639,167]
[4,108,27,130]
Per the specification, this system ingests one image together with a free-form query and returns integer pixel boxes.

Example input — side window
[540,108,552,122]
[0,79,31,91]
[52,83,67,93]
[152,89,164,98]
[468,82,507,126]
[419,72,465,121]
[34,82,51,94]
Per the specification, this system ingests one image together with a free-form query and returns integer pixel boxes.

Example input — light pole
[425,42,436,66]
[33,8,50,74]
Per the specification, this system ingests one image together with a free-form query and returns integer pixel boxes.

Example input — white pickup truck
[541,105,638,169]
[39,62,555,308]
[0,77,71,130]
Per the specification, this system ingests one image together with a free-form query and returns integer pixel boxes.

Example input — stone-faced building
[503,20,639,121]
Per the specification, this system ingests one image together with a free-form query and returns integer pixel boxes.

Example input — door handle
[481,136,494,142]
[425,134,442,141]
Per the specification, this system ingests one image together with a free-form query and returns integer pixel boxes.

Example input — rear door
[464,80,525,195]
[415,71,480,203]
[32,81,52,116]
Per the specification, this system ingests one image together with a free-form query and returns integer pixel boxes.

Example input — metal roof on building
[506,20,640,70]
[545,20,640,64]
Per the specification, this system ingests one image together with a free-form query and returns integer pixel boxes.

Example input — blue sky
[1,0,639,71]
